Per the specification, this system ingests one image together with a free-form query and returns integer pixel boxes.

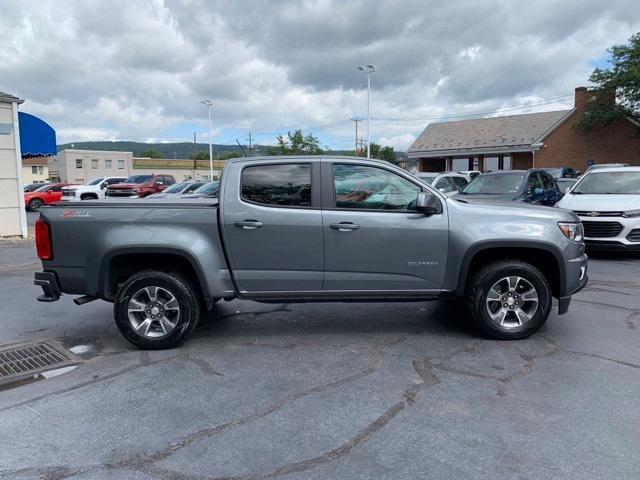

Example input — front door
[322,161,448,292]
[221,161,323,293]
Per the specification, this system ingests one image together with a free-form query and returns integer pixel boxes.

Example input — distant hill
[56,140,401,160]
[56,141,246,159]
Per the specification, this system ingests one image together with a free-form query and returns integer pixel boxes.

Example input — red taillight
[35,218,52,260]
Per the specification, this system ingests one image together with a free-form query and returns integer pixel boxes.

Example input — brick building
[408,87,640,173]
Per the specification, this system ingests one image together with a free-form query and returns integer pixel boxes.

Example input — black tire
[80,194,98,200]
[466,259,552,340]
[29,198,44,212]
[114,270,201,349]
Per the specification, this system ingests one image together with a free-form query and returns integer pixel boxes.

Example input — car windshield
[417,174,437,184]
[87,177,104,186]
[163,182,189,193]
[125,175,152,184]
[34,184,53,192]
[572,172,640,194]
[24,184,43,192]
[460,174,524,194]
[193,181,220,194]
[543,168,562,177]
[556,179,576,189]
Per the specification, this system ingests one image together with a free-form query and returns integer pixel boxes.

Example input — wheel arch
[99,247,214,309]
[457,241,565,298]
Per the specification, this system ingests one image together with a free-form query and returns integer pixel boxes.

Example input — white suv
[556,166,640,251]
[415,172,470,196]
[61,177,128,201]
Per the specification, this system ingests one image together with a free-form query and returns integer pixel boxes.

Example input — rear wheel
[28,198,44,212]
[114,270,201,349]
[466,259,551,340]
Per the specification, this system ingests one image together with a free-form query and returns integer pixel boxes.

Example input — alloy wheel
[127,286,181,338]
[485,276,539,329]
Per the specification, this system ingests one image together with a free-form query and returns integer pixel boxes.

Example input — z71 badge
[60,210,92,218]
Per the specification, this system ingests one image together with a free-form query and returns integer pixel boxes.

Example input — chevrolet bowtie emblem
[586,211,600,217]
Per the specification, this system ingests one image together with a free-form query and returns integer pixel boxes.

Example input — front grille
[107,189,136,197]
[0,342,80,386]
[582,221,624,238]
[573,210,623,217]
[627,229,640,242]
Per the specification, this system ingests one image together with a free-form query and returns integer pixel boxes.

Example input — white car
[556,166,640,251]
[415,172,470,196]
[61,176,128,201]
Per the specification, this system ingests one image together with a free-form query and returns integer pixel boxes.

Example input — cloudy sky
[2,0,639,150]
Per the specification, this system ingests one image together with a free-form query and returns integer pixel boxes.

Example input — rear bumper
[34,271,61,302]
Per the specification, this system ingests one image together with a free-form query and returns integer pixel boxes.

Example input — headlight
[623,209,640,218]
[558,222,583,242]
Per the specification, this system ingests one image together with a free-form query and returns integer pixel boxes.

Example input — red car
[105,174,176,198]
[24,183,75,212]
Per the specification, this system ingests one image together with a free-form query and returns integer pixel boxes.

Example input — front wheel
[114,270,201,349]
[29,198,44,212]
[466,259,552,340]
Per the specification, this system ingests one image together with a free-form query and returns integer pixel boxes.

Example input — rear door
[321,160,448,292]
[221,160,323,293]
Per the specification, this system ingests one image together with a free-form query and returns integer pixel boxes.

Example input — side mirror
[156,181,164,186]
[415,191,443,215]
[100,183,107,189]
[533,187,544,197]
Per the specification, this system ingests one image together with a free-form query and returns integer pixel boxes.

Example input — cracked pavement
[0,240,639,479]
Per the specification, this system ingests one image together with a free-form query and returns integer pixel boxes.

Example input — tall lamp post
[357,65,375,158]
[201,100,213,180]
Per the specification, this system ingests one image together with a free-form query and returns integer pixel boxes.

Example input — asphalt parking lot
[0,238,639,480]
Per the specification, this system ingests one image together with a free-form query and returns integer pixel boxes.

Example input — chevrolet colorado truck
[34,156,588,349]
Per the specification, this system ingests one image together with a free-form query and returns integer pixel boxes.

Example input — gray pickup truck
[34,156,588,349]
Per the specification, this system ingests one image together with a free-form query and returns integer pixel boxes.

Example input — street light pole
[357,65,375,158]
[201,100,213,180]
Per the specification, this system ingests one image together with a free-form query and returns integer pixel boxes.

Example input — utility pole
[351,117,362,156]
[200,100,213,180]
[192,132,197,180]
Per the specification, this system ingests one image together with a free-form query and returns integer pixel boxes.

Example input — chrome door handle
[234,220,264,230]
[330,222,360,232]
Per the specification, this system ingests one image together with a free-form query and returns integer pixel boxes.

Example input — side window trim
[239,162,317,210]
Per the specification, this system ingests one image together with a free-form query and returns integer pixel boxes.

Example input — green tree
[368,143,396,163]
[267,129,323,155]
[139,148,163,158]
[189,151,210,160]
[579,32,640,132]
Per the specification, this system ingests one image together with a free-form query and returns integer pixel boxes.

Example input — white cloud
[0,0,638,147]
[378,133,416,151]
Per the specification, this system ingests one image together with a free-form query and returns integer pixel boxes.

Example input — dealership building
[408,87,640,173]
[1,92,57,237]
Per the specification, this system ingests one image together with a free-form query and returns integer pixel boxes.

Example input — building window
[502,155,512,170]
[76,159,83,169]
[202,175,210,181]
[484,156,499,172]
[104,159,112,169]
[117,159,125,169]
[91,159,99,169]
[452,158,469,171]
[31,166,38,174]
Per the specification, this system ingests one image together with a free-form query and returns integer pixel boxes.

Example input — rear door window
[241,164,312,207]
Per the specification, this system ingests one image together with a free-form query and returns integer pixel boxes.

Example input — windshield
[460,174,524,194]
[163,182,189,193]
[34,184,53,192]
[193,181,220,194]
[572,172,640,194]
[24,184,43,192]
[87,177,105,186]
[125,175,152,184]
[416,174,437,184]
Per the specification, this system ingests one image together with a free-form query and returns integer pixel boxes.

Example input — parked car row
[24,175,220,211]
[437,166,640,252]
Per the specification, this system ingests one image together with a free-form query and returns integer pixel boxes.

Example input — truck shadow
[193,299,478,341]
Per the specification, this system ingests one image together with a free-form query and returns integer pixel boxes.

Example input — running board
[73,295,97,306]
